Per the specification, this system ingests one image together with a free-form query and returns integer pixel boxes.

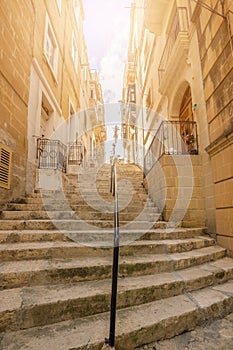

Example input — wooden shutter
[0,144,12,189]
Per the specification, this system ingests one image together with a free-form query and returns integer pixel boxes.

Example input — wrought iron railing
[37,138,67,172]
[158,6,190,84]
[144,120,198,175]
[67,141,83,165]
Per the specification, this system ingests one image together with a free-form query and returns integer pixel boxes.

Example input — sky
[82,0,132,104]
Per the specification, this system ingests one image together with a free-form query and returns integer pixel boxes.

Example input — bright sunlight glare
[83,0,132,104]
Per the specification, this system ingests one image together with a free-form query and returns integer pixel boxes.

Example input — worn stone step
[1,280,233,349]
[0,228,205,244]
[0,246,226,289]
[0,230,70,243]
[16,197,151,206]
[141,227,207,240]
[0,210,159,222]
[63,184,145,192]
[28,187,147,197]
[0,236,216,261]
[66,232,214,248]
[6,203,158,214]
[0,259,233,333]
[63,182,145,189]
[0,218,164,230]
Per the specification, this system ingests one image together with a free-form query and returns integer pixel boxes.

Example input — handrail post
[105,157,119,349]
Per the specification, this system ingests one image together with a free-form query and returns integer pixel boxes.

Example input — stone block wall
[0,0,34,208]
[145,155,206,228]
[193,0,233,252]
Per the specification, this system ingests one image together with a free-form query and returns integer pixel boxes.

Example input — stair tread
[1,281,233,350]
[0,246,226,273]
[0,227,205,234]
[1,258,233,313]
[0,236,214,249]
[1,162,232,349]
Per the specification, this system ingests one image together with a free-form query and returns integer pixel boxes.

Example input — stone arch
[168,80,191,119]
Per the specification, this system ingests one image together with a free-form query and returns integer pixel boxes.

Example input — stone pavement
[136,313,233,349]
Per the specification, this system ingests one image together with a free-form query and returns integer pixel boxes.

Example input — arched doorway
[179,86,197,154]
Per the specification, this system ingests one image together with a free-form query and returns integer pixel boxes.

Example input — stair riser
[0,249,226,289]
[0,211,159,222]
[0,239,215,262]
[0,220,163,230]
[7,203,159,218]
[116,301,233,350]
[26,189,147,199]
[1,268,233,333]
[17,198,150,206]
[7,204,157,213]
[63,186,145,193]
[121,240,215,256]
[0,230,203,244]
[142,229,205,240]
[0,232,69,244]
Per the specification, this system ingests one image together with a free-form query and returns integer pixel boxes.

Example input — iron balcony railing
[158,6,190,84]
[67,141,83,165]
[144,120,198,176]
[37,138,67,172]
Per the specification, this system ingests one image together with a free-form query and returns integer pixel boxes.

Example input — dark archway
[179,86,196,153]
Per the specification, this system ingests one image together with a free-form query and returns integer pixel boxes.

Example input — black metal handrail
[37,137,67,172]
[144,120,198,176]
[105,156,119,348]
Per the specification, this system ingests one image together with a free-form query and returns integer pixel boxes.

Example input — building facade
[122,0,233,251]
[0,0,105,207]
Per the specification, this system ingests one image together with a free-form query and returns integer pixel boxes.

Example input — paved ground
[135,313,233,350]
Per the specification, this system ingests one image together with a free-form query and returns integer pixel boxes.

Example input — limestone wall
[146,155,206,228]
[0,0,34,208]
[193,0,233,251]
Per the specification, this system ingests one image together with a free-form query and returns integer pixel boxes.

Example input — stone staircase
[0,163,233,350]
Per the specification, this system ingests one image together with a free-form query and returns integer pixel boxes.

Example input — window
[40,92,54,138]
[0,143,12,190]
[72,33,78,71]
[44,14,58,78]
[90,84,96,99]
[82,65,88,82]
[128,84,136,103]
[55,0,62,14]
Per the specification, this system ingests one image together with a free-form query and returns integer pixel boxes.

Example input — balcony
[144,120,198,176]
[37,138,67,172]
[144,0,170,35]
[158,7,190,94]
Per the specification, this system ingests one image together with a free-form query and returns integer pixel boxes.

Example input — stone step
[26,187,147,198]
[15,197,151,206]
[78,170,143,177]
[0,218,164,230]
[141,227,207,240]
[7,203,158,213]
[0,210,160,222]
[0,236,216,261]
[64,180,145,188]
[0,259,233,333]
[0,246,226,289]
[64,183,145,189]
[0,228,205,244]
[0,230,70,243]
[1,280,233,349]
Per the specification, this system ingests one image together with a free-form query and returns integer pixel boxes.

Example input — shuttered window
[0,144,12,189]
